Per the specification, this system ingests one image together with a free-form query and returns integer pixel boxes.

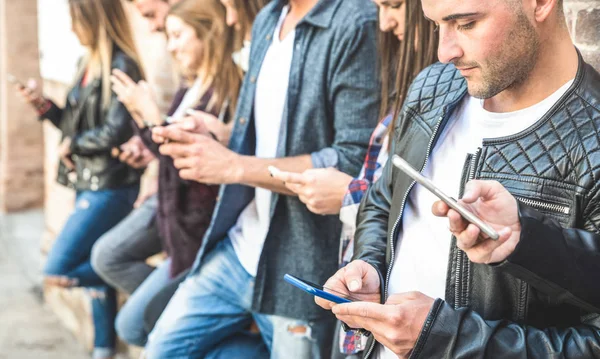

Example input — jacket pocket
[515,196,570,215]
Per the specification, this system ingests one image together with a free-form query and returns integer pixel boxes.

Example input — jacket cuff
[409,298,444,359]
[311,147,339,168]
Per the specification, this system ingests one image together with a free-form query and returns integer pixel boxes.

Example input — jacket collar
[271,0,339,29]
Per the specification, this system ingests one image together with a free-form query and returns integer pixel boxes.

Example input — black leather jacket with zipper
[354,51,600,358]
[41,49,143,191]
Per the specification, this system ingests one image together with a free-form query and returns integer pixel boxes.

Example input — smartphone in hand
[391,155,499,240]
[284,274,356,304]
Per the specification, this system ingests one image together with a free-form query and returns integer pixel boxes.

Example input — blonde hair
[168,0,242,120]
[69,0,145,109]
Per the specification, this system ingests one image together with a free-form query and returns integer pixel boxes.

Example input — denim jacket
[190,0,380,321]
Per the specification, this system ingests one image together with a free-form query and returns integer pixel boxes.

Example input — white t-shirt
[378,80,573,359]
[228,6,295,277]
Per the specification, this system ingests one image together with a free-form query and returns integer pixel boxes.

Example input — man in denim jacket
[145,0,380,357]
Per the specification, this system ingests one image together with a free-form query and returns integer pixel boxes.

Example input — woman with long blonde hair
[15,0,144,358]
[106,0,270,355]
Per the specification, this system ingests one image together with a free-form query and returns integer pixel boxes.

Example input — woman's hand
[184,110,234,146]
[110,69,161,128]
[14,79,46,111]
[271,167,353,215]
[59,137,75,170]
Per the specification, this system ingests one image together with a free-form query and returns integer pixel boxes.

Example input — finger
[133,194,149,209]
[26,79,38,90]
[111,68,137,87]
[152,131,167,144]
[111,81,128,98]
[271,169,308,185]
[153,126,198,144]
[315,294,339,310]
[173,115,211,136]
[109,74,125,89]
[431,200,450,217]
[447,208,470,234]
[332,302,390,322]
[285,182,303,195]
[462,180,501,203]
[306,203,327,215]
[464,226,513,263]
[119,150,134,163]
[332,314,370,331]
[111,147,121,158]
[179,169,202,182]
[343,262,369,293]
[159,142,197,159]
[62,157,75,170]
[173,157,197,170]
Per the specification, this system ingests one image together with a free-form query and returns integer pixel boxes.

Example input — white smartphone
[391,155,499,240]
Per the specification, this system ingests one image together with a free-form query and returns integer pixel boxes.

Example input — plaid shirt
[339,115,391,266]
[338,115,391,355]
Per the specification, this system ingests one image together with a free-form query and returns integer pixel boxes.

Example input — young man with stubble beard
[317,0,600,358]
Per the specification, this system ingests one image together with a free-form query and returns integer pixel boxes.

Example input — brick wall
[0,0,45,213]
[564,0,600,71]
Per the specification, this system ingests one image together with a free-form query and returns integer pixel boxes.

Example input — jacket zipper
[364,113,447,359]
[515,197,570,215]
[454,147,481,309]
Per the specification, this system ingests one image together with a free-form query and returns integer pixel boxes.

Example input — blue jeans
[146,238,326,359]
[91,195,161,295]
[116,258,172,347]
[44,186,138,358]
[118,258,268,359]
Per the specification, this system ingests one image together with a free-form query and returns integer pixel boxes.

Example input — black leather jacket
[354,51,600,358]
[41,50,142,191]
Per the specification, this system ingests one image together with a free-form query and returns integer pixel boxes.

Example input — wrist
[231,154,246,184]
[35,99,51,116]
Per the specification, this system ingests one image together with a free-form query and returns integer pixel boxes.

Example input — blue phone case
[284,274,351,304]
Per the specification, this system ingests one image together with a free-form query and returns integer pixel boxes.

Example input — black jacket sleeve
[70,53,143,156]
[353,119,403,297]
[497,202,600,313]
[411,299,600,359]
[39,101,64,128]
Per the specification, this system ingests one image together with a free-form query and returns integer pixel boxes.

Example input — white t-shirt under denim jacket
[376,79,573,359]
[228,6,295,277]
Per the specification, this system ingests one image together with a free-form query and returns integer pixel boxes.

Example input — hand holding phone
[9,74,45,110]
[391,154,499,240]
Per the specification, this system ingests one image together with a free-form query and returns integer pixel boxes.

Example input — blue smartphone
[284,274,355,304]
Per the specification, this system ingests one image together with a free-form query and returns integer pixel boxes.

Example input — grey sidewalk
[0,210,88,359]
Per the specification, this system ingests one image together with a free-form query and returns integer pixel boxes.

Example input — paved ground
[0,210,89,359]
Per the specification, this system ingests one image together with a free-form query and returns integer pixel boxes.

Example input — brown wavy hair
[380,0,439,140]
[168,0,242,120]
[69,0,145,109]
[233,0,270,43]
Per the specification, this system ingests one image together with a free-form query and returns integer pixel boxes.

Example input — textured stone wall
[564,0,600,71]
